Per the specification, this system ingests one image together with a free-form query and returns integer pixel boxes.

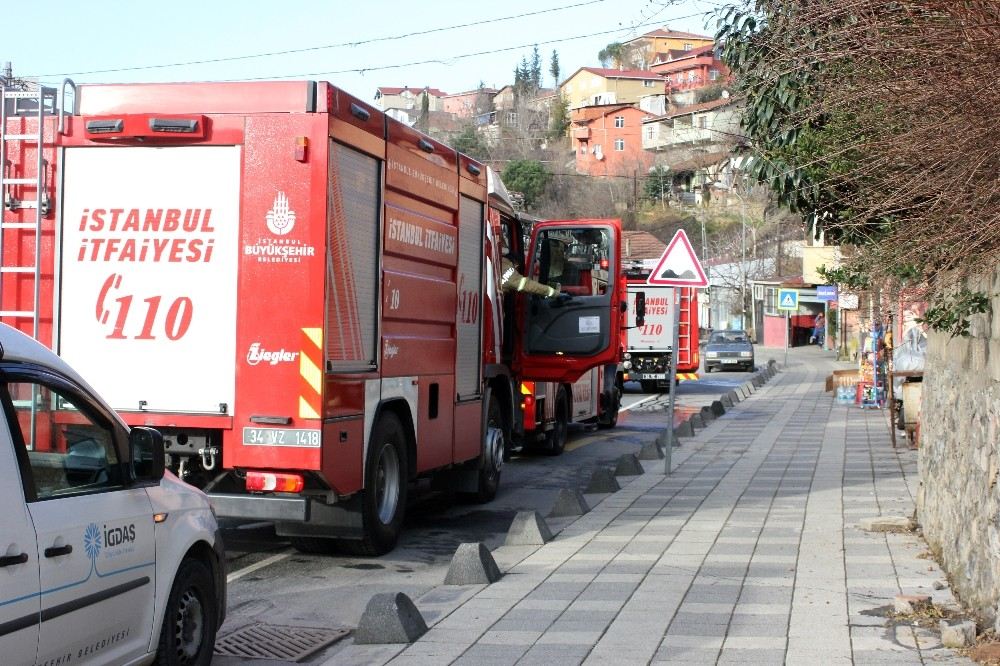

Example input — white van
[0,324,225,665]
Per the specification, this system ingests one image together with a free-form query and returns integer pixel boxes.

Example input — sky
[4,0,720,102]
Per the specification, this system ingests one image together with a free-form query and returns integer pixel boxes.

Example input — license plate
[243,427,321,447]
[721,359,738,364]
[641,373,666,379]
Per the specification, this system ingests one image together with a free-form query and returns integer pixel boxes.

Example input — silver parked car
[704,330,755,372]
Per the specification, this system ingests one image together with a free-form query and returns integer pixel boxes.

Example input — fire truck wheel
[468,393,505,503]
[544,387,569,456]
[344,412,408,556]
[598,384,621,429]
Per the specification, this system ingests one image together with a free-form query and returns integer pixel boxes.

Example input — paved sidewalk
[332,348,973,665]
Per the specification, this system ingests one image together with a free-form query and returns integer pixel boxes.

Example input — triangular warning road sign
[780,292,796,308]
[647,229,708,287]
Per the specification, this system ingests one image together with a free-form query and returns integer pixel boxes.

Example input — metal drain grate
[214,624,350,662]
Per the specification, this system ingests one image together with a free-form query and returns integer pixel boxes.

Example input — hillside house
[559,68,665,111]
[571,104,654,177]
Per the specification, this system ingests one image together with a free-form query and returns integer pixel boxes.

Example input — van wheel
[468,392,504,503]
[155,558,218,666]
[545,387,569,456]
[341,413,408,556]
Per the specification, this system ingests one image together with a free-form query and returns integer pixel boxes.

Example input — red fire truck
[487,178,624,454]
[0,80,626,554]
[621,261,699,392]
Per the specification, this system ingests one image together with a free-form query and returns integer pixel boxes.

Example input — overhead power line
[231,10,714,82]
[27,0,612,78]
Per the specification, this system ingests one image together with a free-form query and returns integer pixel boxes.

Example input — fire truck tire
[544,387,569,456]
[599,383,621,429]
[467,393,505,503]
[343,413,408,556]
[155,557,218,666]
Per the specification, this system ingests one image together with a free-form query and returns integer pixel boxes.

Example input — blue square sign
[778,289,798,311]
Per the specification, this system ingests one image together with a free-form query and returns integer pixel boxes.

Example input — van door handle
[44,544,73,558]
[0,552,28,567]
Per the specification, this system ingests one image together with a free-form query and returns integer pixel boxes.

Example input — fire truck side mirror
[634,291,646,328]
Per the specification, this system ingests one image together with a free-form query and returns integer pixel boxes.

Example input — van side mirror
[130,426,165,482]
[634,291,646,328]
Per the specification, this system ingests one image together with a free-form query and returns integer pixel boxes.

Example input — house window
[643,79,656,88]
[684,43,693,51]
[764,288,779,316]
[698,115,708,129]
[710,69,720,81]
[579,146,586,155]
[688,71,697,82]
[506,111,518,125]
[594,144,603,158]
[614,116,625,128]
[614,139,625,151]
[645,126,655,140]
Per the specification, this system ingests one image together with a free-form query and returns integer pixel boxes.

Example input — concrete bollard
[586,468,621,493]
[638,440,665,460]
[674,420,695,438]
[444,542,503,585]
[354,592,428,644]
[726,390,741,405]
[548,488,590,518]
[699,405,716,423]
[614,453,644,477]
[689,413,705,429]
[710,400,726,416]
[505,511,554,546]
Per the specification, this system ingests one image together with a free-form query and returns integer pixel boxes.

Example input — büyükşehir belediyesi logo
[266,192,296,236]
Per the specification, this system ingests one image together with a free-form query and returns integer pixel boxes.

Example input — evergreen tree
[549,50,561,87]
[548,94,570,139]
[529,45,543,90]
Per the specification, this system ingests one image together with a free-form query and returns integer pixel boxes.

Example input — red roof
[623,231,667,261]
[570,104,637,124]
[580,67,664,80]
[377,86,448,97]
[646,97,734,121]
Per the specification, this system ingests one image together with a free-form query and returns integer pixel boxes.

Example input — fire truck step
[1,134,40,142]
[0,310,37,318]
[1,178,38,186]
[0,266,38,274]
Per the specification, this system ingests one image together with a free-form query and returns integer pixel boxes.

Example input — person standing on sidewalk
[812,312,826,346]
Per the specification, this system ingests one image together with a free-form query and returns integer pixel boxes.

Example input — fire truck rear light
[295,136,308,162]
[350,103,371,121]
[245,471,304,493]
[86,119,123,134]
[600,259,609,269]
[418,138,435,153]
[149,118,199,133]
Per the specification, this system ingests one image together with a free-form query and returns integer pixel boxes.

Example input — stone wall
[918,269,1000,622]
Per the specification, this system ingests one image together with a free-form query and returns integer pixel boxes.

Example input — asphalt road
[214,361,760,663]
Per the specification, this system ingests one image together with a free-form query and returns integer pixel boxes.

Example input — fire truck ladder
[0,81,73,341]
[677,288,692,367]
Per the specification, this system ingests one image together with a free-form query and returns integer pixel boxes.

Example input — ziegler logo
[383,341,400,359]
[247,343,299,366]
[266,192,296,236]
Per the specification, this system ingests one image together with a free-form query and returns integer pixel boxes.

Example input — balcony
[573,127,591,140]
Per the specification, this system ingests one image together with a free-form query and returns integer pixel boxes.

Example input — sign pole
[665,287,680,476]
[784,311,789,367]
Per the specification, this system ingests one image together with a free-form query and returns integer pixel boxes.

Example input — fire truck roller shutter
[456,195,484,400]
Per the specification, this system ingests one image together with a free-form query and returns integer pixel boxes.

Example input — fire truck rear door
[516,219,622,384]
[58,146,240,414]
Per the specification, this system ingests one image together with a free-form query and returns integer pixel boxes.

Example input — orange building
[571,105,654,177]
